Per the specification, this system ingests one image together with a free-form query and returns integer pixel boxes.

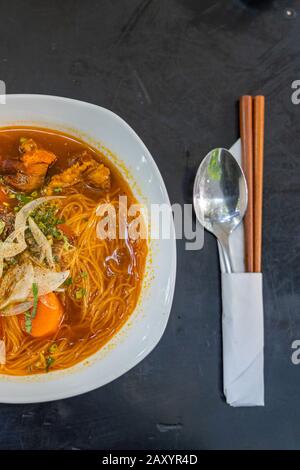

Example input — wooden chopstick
[253,96,265,273]
[239,96,254,273]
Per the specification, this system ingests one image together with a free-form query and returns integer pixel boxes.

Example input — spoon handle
[219,237,232,273]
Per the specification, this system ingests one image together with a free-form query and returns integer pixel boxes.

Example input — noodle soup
[0,127,147,375]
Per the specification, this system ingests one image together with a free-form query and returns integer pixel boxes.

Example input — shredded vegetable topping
[0,263,69,315]
[28,217,54,267]
[0,264,34,310]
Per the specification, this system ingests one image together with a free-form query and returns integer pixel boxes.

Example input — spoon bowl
[193,148,248,272]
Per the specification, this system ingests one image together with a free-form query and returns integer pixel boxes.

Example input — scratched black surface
[0,0,299,450]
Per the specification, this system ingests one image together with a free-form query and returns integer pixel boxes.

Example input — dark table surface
[0,0,299,450]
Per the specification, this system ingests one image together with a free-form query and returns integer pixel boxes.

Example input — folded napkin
[218,139,264,407]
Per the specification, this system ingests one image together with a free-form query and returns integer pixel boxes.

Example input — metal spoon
[193,148,248,273]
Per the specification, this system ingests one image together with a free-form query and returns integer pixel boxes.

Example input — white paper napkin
[219,139,264,407]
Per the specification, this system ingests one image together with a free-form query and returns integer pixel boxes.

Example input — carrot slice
[21,292,64,338]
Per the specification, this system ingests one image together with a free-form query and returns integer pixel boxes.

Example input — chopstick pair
[239,95,265,273]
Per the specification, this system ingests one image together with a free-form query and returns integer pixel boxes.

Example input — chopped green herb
[37,221,47,232]
[31,203,65,238]
[75,287,86,300]
[0,220,5,236]
[49,343,58,354]
[30,191,38,198]
[24,283,39,332]
[52,227,62,239]
[14,206,20,212]
[53,187,62,194]
[16,193,33,205]
[45,356,55,372]
[61,234,72,250]
[24,311,32,334]
[64,276,73,287]
[31,282,39,319]
[81,271,88,279]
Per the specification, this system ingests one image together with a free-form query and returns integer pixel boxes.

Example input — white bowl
[0,94,176,403]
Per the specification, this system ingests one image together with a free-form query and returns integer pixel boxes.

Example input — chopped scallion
[31,282,39,319]
[64,277,73,287]
[75,288,86,300]
[16,193,33,205]
[45,356,55,372]
[49,343,58,354]
[24,311,32,334]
